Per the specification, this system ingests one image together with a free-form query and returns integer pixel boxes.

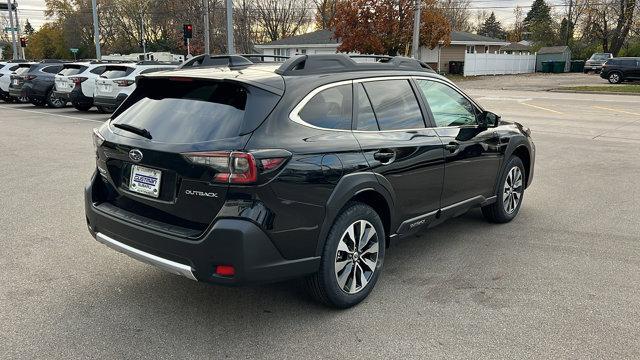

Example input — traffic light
[20,37,27,48]
[183,24,193,39]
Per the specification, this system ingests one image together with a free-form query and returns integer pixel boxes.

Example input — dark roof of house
[500,42,533,51]
[450,31,506,43]
[538,46,571,54]
[261,29,339,46]
[260,30,506,47]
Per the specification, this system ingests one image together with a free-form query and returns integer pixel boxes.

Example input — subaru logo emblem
[129,149,143,162]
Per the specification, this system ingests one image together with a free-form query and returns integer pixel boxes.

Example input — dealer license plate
[129,165,162,198]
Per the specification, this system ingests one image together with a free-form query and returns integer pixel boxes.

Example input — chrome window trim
[288,75,486,133]
[289,76,435,133]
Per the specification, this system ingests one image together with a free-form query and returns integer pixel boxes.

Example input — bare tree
[439,0,472,32]
[254,0,312,42]
[313,0,337,29]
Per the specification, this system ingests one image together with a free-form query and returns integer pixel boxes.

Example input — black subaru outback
[85,54,535,308]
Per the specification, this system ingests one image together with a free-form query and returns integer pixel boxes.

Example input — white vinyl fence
[463,52,536,76]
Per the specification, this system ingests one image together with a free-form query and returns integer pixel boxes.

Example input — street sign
[4,27,18,32]
[0,3,18,11]
[70,48,79,54]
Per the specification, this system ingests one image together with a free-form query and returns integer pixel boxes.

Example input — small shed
[536,46,572,72]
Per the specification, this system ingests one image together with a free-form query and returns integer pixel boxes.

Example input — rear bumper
[584,64,602,72]
[23,83,49,102]
[69,87,93,106]
[84,172,320,285]
[94,93,127,109]
[8,86,23,98]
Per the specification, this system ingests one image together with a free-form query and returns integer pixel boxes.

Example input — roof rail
[275,54,434,75]
[89,59,137,64]
[239,54,290,62]
[135,60,181,65]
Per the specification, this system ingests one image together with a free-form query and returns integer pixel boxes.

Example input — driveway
[457,72,608,91]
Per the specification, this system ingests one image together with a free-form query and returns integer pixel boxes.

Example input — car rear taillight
[24,75,36,81]
[183,151,287,184]
[69,76,88,85]
[114,79,135,87]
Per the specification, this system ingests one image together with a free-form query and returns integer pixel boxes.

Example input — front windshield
[590,54,610,61]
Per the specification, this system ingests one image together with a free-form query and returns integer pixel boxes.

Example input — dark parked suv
[10,60,68,107]
[600,57,640,84]
[85,54,535,308]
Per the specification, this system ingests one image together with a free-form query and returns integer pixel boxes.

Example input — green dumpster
[552,61,566,73]
[541,61,552,73]
[570,60,585,73]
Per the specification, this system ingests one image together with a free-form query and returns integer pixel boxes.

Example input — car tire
[74,104,92,112]
[96,105,114,114]
[46,90,66,108]
[608,72,622,84]
[482,156,525,223]
[305,202,386,308]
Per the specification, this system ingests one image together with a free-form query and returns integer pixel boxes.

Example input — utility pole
[6,0,18,59]
[140,7,147,56]
[226,0,234,54]
[411,0,421,59]
[91,0,101,59]
[565,0,573,45]
[203,0,210,55]
[13,0,23,59]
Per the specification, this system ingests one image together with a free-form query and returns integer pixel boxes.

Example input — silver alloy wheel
[503,166,523,214]
[334,220,379,294]
[609,73,620,83]
[49,92,64,108]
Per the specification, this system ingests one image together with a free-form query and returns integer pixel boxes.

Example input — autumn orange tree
[333,0,451,56]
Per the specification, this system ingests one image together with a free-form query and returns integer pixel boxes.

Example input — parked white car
[0,61,32,102]
[54,61,134,111]
[94,62,178,113]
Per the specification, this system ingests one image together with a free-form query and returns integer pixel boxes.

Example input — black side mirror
[479,111,500,128]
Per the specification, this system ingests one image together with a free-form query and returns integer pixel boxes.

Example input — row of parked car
[0,59,179,112]
[583,52,640,84]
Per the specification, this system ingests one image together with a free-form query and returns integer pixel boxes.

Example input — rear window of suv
[111,79,280,143]
[59,65,88,76]
[101,66,135,79]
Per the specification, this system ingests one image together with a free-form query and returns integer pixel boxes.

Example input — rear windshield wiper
[112,123,153,140]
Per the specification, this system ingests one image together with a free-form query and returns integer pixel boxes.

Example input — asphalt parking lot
[1,80,640,358]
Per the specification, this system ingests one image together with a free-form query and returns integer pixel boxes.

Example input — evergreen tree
[24,19,35,36]
[523,0,556,45]
[477,12,506,39]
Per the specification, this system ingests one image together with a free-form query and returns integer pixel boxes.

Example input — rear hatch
[94,76,282,235]
[55,64,88,93]
[9,65,32,89]
[95,65,135,98]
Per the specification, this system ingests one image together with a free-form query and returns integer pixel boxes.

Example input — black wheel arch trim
[494,136,533,194]
[315,171,397,256]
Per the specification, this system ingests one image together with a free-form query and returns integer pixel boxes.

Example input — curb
[548,89,640,96]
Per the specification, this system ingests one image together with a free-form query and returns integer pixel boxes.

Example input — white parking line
[0,104,105,123]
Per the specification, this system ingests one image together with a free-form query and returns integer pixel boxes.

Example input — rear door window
[298,84,352,130]
[112,80,279,143]
[355,83,379,131]
[362,80,425,130]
